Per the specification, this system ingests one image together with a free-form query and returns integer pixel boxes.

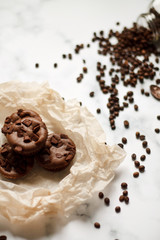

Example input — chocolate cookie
[36,133,76,171]
[2,109,48,156]
[150,85,160,100]
[0,143,34,179]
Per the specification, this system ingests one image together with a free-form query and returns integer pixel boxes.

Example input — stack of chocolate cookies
[0,109,76,179]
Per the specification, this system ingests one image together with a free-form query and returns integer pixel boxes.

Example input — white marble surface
[0,0,160,239]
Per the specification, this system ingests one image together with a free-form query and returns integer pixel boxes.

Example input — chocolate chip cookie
[0,143,34,179]
[36,133,76,171]
[1,109,48,156]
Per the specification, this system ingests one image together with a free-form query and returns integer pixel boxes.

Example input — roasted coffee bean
[129,97,134,103]
[96,108,101,114]
[134,161,140,168]
[140,155,146,161]
[111,125,116,130]
[118,143,124,148]
[155,57,159,63]
[131,153,136,160]
[98,192,104,199]
[140,135,145,141]
[155,128,160,133]
[134,104,138,111]
[145,92,150,97]
[123,102,129,108]
[127,91,133,97]
[124,120,129,128]
[121,182,128,189]
[115,206,121,213]
[54,63,57,68]
[68,53,72,60]
[135,132,140,139]
[119,195,125,202]
[156,79,160,84]
[35,63,39,68]
[124,196,129,204]
[122,137,127,144]
[146,148,151,154]
[104,197,110,206]
[89,91,94,97]
[83,67,88,73]
[94,222,100,229]
[123,190,128,196]
[62,54,66,58]
[133,172,139,178]
[157,115,160,120]
[142,141,148,148]
[139,165,145,172]
[77,76,82,83]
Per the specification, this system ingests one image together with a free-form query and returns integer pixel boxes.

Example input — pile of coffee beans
[33,17,160,236]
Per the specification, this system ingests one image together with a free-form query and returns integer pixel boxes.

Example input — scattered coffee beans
[89,91,94,97]
[118,143,124,148]
[157,115,160,120]
[134,161,140,168]
[122,137,127,144]
[134,104,139,111]
[133,172,139,178]
[140,155,146,161]
[142,141,148,148]
[124,120,129,128]
[124,196,129,204]
[123,190,128,196]
[104,197,110,206]
[139,165,145,173]
[131,153,136,160]
[98,192,104,199]
[146,148,151,154]
[94,222,101,229]
[135,132,140,139]
[115,206,121,213]
[155,128,160,133]
[68,53,72,60]
[83,67,88,73]
[119,195,125,202]
[121,182,128,189]
[140,135,145,141]
[96,108,101,114]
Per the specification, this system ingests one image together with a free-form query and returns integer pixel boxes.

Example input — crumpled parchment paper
[0,81,126,224]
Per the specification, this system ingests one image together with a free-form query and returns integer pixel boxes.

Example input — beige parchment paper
[0,81,126,223]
